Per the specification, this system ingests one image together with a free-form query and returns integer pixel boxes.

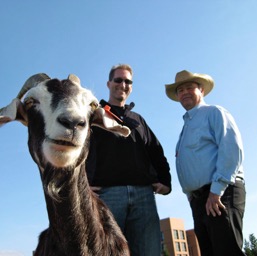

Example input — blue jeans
[97,185,161,256]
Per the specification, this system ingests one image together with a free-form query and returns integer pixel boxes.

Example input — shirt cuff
[211,181,229,196]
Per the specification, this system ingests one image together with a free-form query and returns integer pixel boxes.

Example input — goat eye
[24,98,37,110]
[90,101,98,110]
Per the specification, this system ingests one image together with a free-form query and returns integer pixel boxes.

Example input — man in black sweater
[86,64,171,256]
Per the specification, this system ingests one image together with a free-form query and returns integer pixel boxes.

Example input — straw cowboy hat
[165,70,214,101]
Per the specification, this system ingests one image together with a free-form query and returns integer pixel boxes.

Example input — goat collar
[100,100,135,111]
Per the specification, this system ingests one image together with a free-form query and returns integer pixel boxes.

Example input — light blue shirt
[176,102,244,197]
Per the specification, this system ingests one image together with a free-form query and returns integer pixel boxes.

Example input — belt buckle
[236,177,245,184]
[191,184,211,199]
[192,190,201,198]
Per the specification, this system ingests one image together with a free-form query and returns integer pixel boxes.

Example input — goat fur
[0,74,130,256]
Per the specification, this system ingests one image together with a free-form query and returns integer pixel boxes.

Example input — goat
[0,74,131,256]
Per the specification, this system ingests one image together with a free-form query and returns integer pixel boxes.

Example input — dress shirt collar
[183,101,207,120]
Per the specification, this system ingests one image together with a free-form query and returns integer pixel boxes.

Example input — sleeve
[140,116,172,194]
[209,106,244,196]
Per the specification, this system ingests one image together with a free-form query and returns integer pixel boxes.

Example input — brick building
[160,217,200,256]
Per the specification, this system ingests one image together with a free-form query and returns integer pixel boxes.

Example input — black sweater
[86,100,171,193]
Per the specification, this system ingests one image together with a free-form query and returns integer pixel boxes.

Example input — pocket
[221,183,246,216]
[233,182,246,215]
[185,127,200,149]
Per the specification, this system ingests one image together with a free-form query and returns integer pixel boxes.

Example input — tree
[244,233,257,256]
[161,243,169,256]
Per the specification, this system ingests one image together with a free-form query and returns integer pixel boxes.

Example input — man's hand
[152,183,170,195]
[90,186,102,192]
[206,192,226,217]
[90,186,102,196]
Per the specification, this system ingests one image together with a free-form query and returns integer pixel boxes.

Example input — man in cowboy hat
[165,70,246,256]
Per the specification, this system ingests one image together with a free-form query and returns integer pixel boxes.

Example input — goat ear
[0,98,28,127]
[68,74,81,85]
[91,107,131,137]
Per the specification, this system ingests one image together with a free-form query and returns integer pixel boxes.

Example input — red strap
[103,105,123,123]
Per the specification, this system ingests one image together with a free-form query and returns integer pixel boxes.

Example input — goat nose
[57,114,86,130]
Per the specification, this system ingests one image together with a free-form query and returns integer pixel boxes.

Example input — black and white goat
[0,74,130,256]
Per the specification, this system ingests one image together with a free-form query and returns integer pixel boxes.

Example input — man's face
[176,82,204,110]
[107,69,133,105]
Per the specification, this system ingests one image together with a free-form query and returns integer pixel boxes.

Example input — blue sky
[0,1,257,255]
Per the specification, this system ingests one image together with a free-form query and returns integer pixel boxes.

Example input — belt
[191,177,244,198]
[191,184,211,199]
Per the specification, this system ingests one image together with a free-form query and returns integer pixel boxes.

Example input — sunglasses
[113,77,133,85]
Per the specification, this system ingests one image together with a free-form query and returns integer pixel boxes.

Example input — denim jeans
[97,185,161,256]
[190,180,246,256]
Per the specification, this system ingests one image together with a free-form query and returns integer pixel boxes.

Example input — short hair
[108,64,133,81]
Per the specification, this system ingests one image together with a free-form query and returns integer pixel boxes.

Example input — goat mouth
[46,138,77,147]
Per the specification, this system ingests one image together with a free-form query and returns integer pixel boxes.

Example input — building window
[179,230,185,240]
[161,231,164,242]
[173,229,179,239]
[181,242,187,252]
[175,242,181,251]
